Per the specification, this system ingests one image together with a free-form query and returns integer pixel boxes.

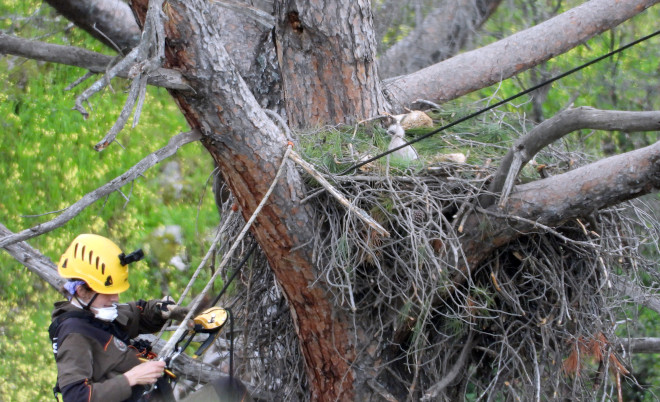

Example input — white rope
[178,210,235,305]
[159,143,293,361]
[151,210,235,344]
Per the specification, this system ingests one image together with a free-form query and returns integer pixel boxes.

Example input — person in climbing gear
[49,233,189,402]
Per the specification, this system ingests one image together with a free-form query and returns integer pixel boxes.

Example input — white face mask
[93,304,119,322]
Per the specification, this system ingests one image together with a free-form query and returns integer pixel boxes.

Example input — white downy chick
[387,121,418,161]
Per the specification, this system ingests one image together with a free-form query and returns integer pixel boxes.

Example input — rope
[158,142,293,361]
[177,210,235,305]
[341,28,660,175]
[151,210,236,345]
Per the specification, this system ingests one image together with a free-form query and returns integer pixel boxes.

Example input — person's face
[76,286,119,308]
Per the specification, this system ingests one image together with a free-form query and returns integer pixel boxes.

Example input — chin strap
[74,293,99,311]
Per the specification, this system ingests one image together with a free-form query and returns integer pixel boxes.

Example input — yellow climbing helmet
[57,234,142,294]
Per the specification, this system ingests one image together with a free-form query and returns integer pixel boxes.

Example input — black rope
[340,29,660,175]
[210,242,257,307]
[228,308,234,380]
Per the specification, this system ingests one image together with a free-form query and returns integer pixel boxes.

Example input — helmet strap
[85,293,100,311]
[74,292,99,311]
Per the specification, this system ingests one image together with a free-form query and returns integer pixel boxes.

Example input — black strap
[51,310,131,345]
[49,310,132,400]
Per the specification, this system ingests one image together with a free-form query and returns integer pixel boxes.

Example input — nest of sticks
[208,122,660,400]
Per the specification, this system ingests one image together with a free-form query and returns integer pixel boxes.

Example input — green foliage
[0,4,218,400]
[479,0,660,155]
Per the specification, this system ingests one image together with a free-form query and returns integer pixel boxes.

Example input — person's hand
[123,360,166,386]
[159,296,190,321]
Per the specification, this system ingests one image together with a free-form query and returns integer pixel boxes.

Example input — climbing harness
[341,28,660,175]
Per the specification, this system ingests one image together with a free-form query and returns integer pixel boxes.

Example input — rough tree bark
[274,0,386,127]
[461,140,660,273]
[486,107,660,207]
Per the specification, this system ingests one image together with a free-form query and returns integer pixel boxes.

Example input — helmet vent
[62,259,68,268]
[74,243,79,258]
[89,251,94,264]
[101,263,105,275]
[81,246,86,260]
[95,256,100,270]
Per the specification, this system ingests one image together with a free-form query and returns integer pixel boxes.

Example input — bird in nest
[386,120,418,161]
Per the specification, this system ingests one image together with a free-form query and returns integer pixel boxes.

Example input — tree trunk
[131,0,355,399]
[274,0,386,127]
[384,0,660,109]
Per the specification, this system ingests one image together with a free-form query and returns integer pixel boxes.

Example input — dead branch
[378,0,502,78]
[461,139,660,271]
[421,331,475,401]
[43,0,140,53]
[0,130,201,249]
[612,276,660,315]
[486,107,660,208]
[621,337,660,354]
[94,73,148,150]
[0,33,190,91]
[288,150,390,238]
[73,0,166,125]
[0,223,65,290]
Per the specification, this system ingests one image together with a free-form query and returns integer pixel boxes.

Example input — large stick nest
[207,112,660,401]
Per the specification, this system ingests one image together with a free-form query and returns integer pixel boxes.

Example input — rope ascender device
[166,242,257,379]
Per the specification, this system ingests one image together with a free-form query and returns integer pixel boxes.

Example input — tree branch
[486,107,660,207]
[0,33,191,91]
[44,0,140,53]
[378,0,501,78]
[461,139,660,272]
[621,337,660,354]
[421,331,474,401]
[0,222,270,397]
[0,130,201,249]
[0,223,65,291]
[611,276,660,315]
[384,0,660,108]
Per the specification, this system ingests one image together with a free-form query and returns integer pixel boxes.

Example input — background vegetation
[0,2,218,399]
[0,0,658,400]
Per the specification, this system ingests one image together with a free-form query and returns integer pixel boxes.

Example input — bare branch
[75,0,168,149]
[0,130,201,249]
[621,337,660,354]
[612,276,660,315]
[486,107,660,208]
[94,72,148,151]
[421,331,474,401]
[0,223,64,291]
[288,150,390,238]
[0,33,190,91]
[384,0,660,109]
[461,139,660,271]
[44,0,140,53]
[378,0,502,78]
